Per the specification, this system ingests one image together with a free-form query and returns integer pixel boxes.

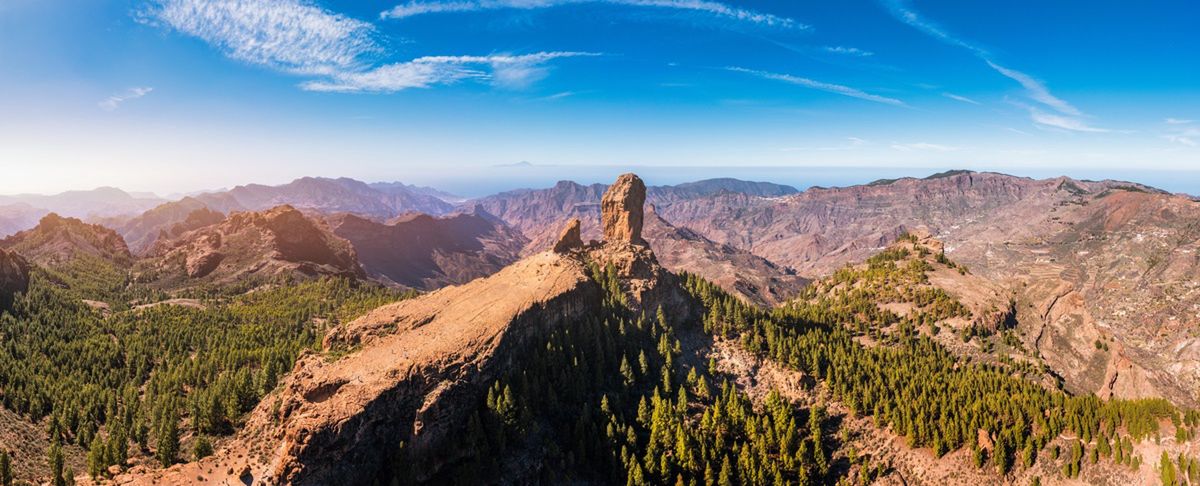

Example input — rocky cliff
[327,207,528,291]
[0,213,132,267]
[119,173,694,485]
[138,205,363,287]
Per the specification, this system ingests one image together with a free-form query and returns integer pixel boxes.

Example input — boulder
[552,218,583,253]
[601,173,646,245]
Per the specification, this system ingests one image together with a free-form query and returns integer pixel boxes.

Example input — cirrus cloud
[726,67,906,107]
[381,0,805,29]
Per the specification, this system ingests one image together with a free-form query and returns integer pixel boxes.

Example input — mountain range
[2,170,1200,485]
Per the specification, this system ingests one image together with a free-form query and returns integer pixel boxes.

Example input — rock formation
[118,173,694,485]
[601,173,646,245]
[138,205,364,287]
[552,218,582,253]
[0,213,132,267]
[0,248,30,309]
[327,208,528,291]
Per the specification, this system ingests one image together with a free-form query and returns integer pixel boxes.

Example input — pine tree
[87,436,107,479]
[718,455,734,486]
[157,417,179,467]
[48,437,66,486]
[0,449,11,486]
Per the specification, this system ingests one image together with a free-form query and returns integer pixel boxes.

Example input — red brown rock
[552,218,583,253]
[601,173,646,245]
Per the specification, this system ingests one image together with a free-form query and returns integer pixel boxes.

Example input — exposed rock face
[643,208,806,307]
[119,198,225,255]
[139,205,364,287]
[0,213,132,267]
[552,218,582,253]
[601,173,646,245]
[327,207,528,291]
[122,174,694,485]
[472,178,807,306]
[0,248,30,308]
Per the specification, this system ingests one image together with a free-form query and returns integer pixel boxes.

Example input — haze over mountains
[5,169,1200,485]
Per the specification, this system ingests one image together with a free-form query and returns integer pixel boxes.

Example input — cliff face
[119,197,224,255]
[0,213,132,267]
[327,208,528,290]
[139,205,363,287]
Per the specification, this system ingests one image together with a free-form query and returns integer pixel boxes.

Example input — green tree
[48,437,65,486]
[193,436,214,460]
[0,449,12,486]
[157,417,179,467]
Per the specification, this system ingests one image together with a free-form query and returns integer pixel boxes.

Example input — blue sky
[0,0,1198,195]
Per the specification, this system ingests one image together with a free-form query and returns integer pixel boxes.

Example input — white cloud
[381,0,805,29]
[301,52,600,93]
[143,0,379,76]
[1162,127,1200,146]
[143,1,594,93]
[880,0,987,57]
[1029,109,1110,133]
[726,67,906,107]
[1166,118,1194,125]
[891,142,958,152]
[882,0,1092,125]
[942,92,979,105]
[985,61,1080,116]
[98,87,154,111]
[823,46,873,57]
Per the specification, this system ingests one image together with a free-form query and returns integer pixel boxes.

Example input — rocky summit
[601,173,647,245]
[116,173,694,485]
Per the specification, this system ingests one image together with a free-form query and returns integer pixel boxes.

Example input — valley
[0,171,1199,485]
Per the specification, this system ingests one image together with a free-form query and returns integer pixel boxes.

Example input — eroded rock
[601,173,646,245]
[552,218,583,253]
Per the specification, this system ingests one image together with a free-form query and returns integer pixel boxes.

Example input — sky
[1,0,1198,196]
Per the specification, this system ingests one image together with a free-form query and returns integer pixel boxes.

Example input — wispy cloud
[726,67,906,107]
[881,0,1096,129]
[301,52,599,93]
[942,92,979,105]
[985,60,1079,116]
[822,46,873,57]
[1162,120,1199,146]
[142,0,379,76]
[891,142,958,152]
[1028,109,1110,133]
[880,0,987,57]
[99,87,154,111]
[380,0,805,29]
[142,0,592,93]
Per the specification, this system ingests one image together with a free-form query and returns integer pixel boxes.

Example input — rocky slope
[0,213,132,267]
[0,248,30,309]
[120,173,694,485]
[642,171,1200,406]
[194,177,453,219]
[645,208,807,307]
[137,205,363,287]
[474,178,809,305]
[326,207,528,290]
[116,197,225,255]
